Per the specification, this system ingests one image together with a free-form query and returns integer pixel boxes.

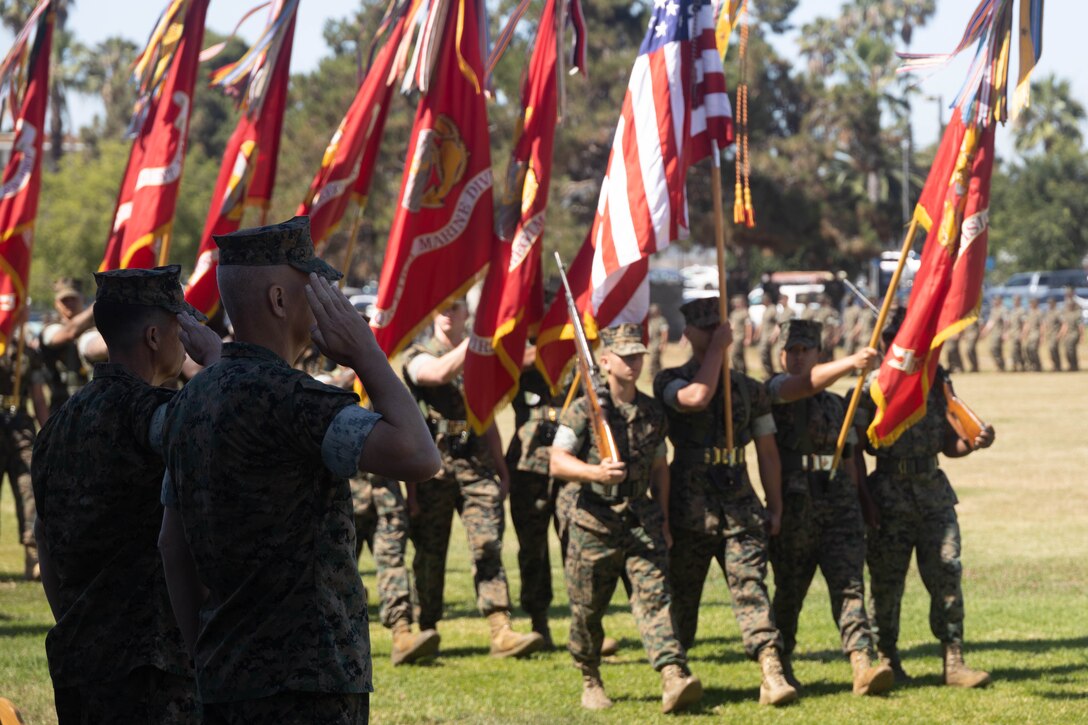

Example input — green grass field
[2,345,1087,723]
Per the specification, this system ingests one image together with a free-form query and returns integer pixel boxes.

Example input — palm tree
[71,36,138,139]
[1013,75,1087,155]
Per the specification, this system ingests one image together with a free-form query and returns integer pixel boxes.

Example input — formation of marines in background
[3,217,1082,721]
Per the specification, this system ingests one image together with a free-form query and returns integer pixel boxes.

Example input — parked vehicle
[746,271,837,326]
[988,269,1088,302]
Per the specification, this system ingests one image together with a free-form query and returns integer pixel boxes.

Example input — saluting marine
[765,320,893,696]
[652,297,797,707]
[551,324,703,713]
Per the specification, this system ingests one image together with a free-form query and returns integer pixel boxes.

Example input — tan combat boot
[580,666,612,710]
[390,619,440,666]
[943,642,991,688]
[24,544,39,582]
[878,647,912,683]
[758,648,799,706]
[661,664,703,714]
[850,650,894,696]
[600,636,619,657]
[487,611,545,658]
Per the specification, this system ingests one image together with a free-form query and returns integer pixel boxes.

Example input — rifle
[942,377,987,449]
[554,252,620,464]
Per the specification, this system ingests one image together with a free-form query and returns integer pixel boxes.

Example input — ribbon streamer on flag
[0,0,52,355]
[536,0,733,390]
[463,0,586,433]
[184,0,298,319]
[297,5,413,252]
[370,0,496,357]
[100,0,210,271]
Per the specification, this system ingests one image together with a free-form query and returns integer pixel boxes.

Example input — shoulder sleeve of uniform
[289,375,364,466]
[135,387,176,454]
[40,323,62,347]
[555,399,589,453]
[654,366,691,411]
[766,373,787,404]
[404,349,438,385]
[161,471,179,510]
[748,374,773,419]
[321,405,383,478]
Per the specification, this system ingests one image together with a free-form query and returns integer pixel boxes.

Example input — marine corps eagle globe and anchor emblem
[403,114,468,212]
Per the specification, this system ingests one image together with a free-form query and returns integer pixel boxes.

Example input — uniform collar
[92,362,145,382]
[222,341,291,367]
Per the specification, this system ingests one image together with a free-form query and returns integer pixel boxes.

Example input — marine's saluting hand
[305,273,376,369]
[177,312,222,366]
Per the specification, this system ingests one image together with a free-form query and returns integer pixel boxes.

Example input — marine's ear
[268,283,288,320]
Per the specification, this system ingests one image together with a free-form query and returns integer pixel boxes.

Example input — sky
[8,0,1086,159]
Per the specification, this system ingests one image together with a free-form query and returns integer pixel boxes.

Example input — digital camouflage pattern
[987,305,1007,370]
[858,368,965,650]
[203,691,368,725]
[0,345,44,546]
[403,335,512,629]
[961,319,980,372]
[507,366,570,618]
[214,215,341,280]
[679,296,720,327]
[53,666,200,725]
[1044,306,1063,371]
[648,313,669,378]
[93,264,205,320]
[766,377,874,657]
[653,360,783,658]
[351,474,412,629]
[37,328,88,408]
[1008,304,1026,371]
[811,303,840,362]
[757,304,778,377]
[599,322,648,355]
[558,392,686,671]
[1024,306,1043,371]
[842,303,861,355]
[162,342,373,703]
[31,364,192,690]
[1062,300,1081,370]
[729,308,749,374]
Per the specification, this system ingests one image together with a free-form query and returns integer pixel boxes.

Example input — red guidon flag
[297,9,411,251]
[463,0,585,432]
[0,1,52,354]
[868,110,996,447]
[370,0,494,356]
[99,0,209,271]
[535,0,732,390]
[185,1,297,319]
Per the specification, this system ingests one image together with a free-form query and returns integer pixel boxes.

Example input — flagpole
[710,140,734,451]
[339,202,366,289]
[158,230,172,266]
[831,216,920,470]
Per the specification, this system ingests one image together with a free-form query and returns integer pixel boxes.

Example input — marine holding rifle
[550,324,702,714]
[856,308,995,688]
[652,296,797,707]
[764,319,893,696]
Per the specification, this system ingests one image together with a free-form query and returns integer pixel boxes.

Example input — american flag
[588,0,732,323]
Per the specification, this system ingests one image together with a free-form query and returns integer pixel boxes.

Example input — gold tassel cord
[733,0,755,228]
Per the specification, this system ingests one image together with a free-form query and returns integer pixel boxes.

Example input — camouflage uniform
[811,303,840,362]
[37,326,89,410]
[729,307,749,374]
[858,368,967,653]
[653,360,783,658]
[648,314,670,379]
[34,364,197,721]
[1044,305,1063,371]
[0,345,43,548]
[842,303,861,356]
[961,319,980,372]
[350,473,413,629]
[1062,300,1081,371]
[757,304,779,378]
[1008,303,1026,371]
[403,335,511,629]
[32,266,201,723]
[507,367,568,622]
[766,370,874,658]
[987,306,1006,371]
[555,393,685,672]
[162,341,375,709]
[203,691,368,725]
[1024,305,1043,371]
[943,333,964,373]
[773,305,795,367]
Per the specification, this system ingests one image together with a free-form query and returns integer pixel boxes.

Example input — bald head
[218,264,314,362]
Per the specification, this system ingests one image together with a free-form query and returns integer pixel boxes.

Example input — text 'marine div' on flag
[297,7,411,252]
[185,0,298,320]
[99,0,210,271]
[536,0,733,391]
[868,110,996,449]
[370,0,494,358]
[462,0,586,434]
[0,1,53,355]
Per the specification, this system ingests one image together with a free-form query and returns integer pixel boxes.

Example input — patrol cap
[214,215,342,281]
[781,319,822,350]
[53,276,82,302]
[680,296,720,327]
[599,323,648,356]
[93,264,207,321]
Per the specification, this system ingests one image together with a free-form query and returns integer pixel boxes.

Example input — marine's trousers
[1011,340,1025,371]
[204,692,368,725]
[565,509,685,671]
[769,489,873,656]
[0,412,35,545]
[758,344,775,378]
[1025,340,1042,371]
[867,503,964,649]
[1048,341,1062,371]
[510,469,558,618]
[54,666,200,725]
[669,525,782,658]
[410,475,510,629]
[1065,338,1080,371]
[989,342,1005,371]
[352,478,412,629]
